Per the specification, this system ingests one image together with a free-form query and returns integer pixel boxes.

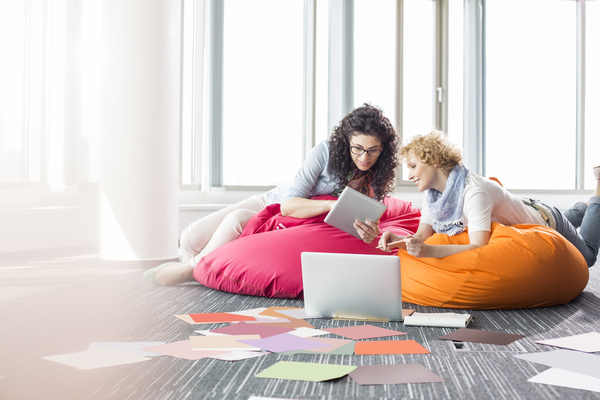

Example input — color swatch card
[349,364,445,385]
[535,332,600,353]
[354,340,430,355]
[256,361,357,382]
[209,351,270,362]
[231,307,291,323]
[209,321,294,338]
[280,338,355,355]
[188,312,257,323]
[89,342,166,357]
[439,328,524,345]
[528,368,600,393]
[43,348,151,370]
[324,324,406,340]
[239,333,329,353]
[260,307,305,319]
[189,335,262,351]
[514,349,600,380]
[248,319,315,329]
[287,327,329,338]
[141,340,226,360]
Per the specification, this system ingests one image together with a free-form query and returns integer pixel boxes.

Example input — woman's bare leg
[147,261,195,285]
[145,195,266,286]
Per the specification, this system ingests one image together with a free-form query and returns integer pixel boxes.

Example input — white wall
[0,185,591,259]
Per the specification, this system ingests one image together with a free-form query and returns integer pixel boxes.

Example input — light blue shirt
[265,140,339,205]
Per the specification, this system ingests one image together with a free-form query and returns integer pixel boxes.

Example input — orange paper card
[354,340,430,355]
[188,312,257,323]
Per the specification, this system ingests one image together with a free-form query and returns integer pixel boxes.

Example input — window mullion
[302,0,316,159]
[328,0,353,134]
[208,0,224,188]
[435,0,449,133]
[576,0,585,190]
[463,0,484,176]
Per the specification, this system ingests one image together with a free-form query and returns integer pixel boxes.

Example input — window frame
[177,0,595,194]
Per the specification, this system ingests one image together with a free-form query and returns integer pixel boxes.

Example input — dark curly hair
[328,103,399,200]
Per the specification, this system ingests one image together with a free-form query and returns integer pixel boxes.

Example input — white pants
[180,194,267,267]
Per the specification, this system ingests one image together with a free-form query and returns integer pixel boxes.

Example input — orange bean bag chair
[399,223,589,309]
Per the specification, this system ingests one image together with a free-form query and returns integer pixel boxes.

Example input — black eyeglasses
[350,146,382,157]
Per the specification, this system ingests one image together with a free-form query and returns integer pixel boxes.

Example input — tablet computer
[324,186,387,239]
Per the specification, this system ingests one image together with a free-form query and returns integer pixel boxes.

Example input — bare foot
[146,262,195,285]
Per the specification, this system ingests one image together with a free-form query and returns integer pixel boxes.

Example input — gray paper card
[514,350,600,380]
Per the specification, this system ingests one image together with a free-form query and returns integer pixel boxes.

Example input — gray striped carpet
[1,253,600,400]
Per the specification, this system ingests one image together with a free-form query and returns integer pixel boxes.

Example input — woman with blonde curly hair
[146,103,400,285]
[379,130,600,268]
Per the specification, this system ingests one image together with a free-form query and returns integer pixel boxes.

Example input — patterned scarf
[332,168,376,198]
[427,164,469,236]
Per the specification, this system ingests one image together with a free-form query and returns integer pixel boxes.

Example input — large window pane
[0,2,45,183]
[447,0,464,149]
[314,0,329,143]
[486,0,576,189]
[585,1,600,190]
[222,0,304,186]
[402,0,435,140]
[354,0,397,127]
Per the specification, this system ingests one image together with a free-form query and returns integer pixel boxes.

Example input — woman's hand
[404,235,429,258]
[377,231,405,252]
[354,219,380,244]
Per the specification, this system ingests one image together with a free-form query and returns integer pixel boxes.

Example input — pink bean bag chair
[193,196,421,298]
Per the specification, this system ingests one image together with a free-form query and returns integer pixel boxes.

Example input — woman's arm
[378,222,435,252]
[405,229,491,258]
[280,197,336,218]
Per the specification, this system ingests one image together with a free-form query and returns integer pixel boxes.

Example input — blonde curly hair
[399,130,462,172]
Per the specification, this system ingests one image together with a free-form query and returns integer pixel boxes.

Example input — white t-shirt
[265,140,339,205]
[421,172,545,233]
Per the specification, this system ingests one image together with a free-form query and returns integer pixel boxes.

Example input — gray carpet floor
[1,252,600,400]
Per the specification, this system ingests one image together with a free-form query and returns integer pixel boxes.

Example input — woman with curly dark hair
[146,103,400,285]
[279,103,399,221]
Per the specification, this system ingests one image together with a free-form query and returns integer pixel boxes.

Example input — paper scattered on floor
[209,351,269,361]
[348,364,444,385]
[286,327,329,338]
[89,341,166,357]
[439,328,524,345]
[42,348,151,369]
[189,334,262,351]
[239,333,330,353]
[527,367,600,393]
[141,340,226,360]
[323,324,406,340]
[514,349,600,380]
[255,361,356,382]
[354,340,430,355]
[535,331,600,353]
[209,321,294,338]
[188,312,257,324]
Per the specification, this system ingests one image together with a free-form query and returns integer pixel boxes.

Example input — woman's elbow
[279,200,294,217]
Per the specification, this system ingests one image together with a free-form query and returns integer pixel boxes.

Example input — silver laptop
[301,252,403,322]
[324,186,387,239]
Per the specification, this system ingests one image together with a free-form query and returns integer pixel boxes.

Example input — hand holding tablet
[324,187,387,240]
